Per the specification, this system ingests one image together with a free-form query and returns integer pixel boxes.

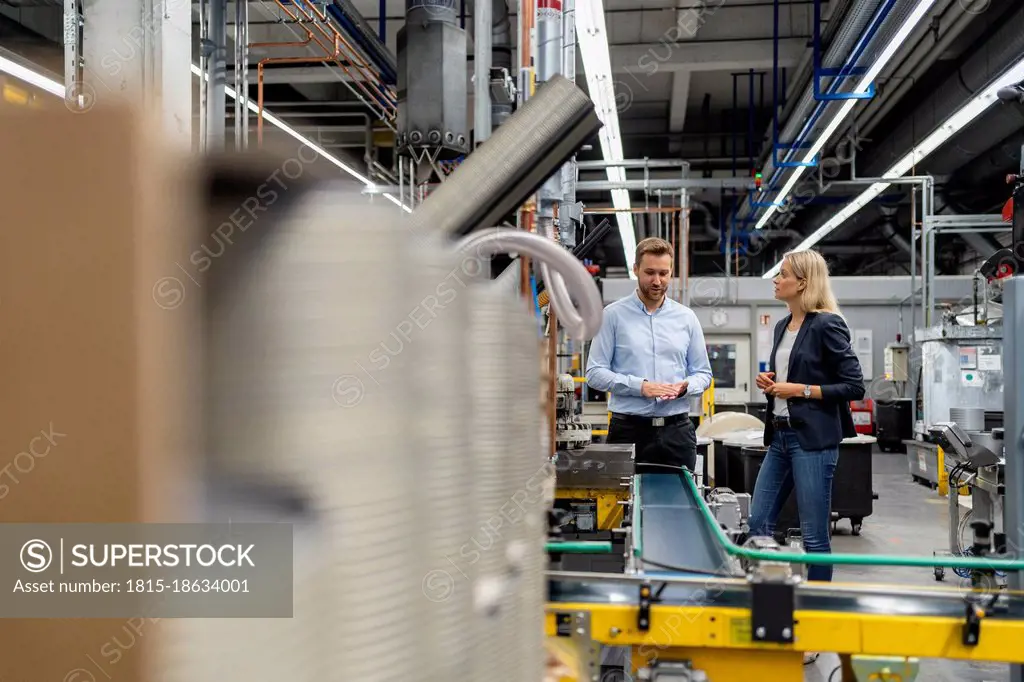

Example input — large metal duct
[489,0,512,73]
[859,3,1024,177]
[741,0,926,224]
[397,0,469,157]
[412,74,601,238]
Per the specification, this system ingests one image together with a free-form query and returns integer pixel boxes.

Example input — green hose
[680,471,1024,571]
[546,541,613,554]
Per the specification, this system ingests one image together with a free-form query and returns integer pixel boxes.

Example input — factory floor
[805,451,1009,682]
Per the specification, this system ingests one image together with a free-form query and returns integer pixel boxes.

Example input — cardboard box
[0,103,200,682]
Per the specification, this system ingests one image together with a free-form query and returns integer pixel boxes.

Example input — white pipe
[454,229,603,340]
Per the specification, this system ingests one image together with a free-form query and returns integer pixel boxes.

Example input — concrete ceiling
[1,0,1020,279]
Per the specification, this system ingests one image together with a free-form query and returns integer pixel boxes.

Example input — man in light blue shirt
[586,237,713,472]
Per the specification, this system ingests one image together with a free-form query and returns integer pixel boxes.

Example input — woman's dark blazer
[763,311,866,451]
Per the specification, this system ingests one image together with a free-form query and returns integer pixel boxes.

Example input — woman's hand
[766,382,806,400]
[755,371,775,392]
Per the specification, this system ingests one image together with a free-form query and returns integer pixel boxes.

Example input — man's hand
[766,382,805,400]
[641,381,679,399]
[755,371,775,392]
[668,381,689,398]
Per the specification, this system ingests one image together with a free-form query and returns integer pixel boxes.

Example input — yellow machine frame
[553,488,629,530]
[546,595,1024,681]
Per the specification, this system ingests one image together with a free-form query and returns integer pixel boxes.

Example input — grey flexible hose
[454,229,603,340]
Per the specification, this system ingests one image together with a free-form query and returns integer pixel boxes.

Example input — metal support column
[80,0,192,147]
[63,0,84,110]
[474,0,492,145]
[1006,276,1024,682]
[233,0,249,150]
[207,0,227,150]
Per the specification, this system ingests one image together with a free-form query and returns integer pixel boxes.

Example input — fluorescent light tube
[762,55,1024,278]
[755,0,938,229]
[0,54,64,97]
[187,64,414,211]
[577,0,637,279]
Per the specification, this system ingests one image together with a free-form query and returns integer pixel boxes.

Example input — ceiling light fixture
[576,0,637,278]
[761,55,1024,279]
[754,0,938,230]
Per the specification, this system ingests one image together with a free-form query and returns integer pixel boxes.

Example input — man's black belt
[611,413,691,428]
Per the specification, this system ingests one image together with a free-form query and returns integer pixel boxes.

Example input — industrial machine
[556,373,593,451]
[930,420,1007,585]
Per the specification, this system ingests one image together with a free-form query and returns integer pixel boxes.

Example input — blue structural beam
[323,0,399,86]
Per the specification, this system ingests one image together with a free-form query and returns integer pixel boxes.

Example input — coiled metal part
[412,234,476,682]
[467,280,513,681]
[504,294,548,682]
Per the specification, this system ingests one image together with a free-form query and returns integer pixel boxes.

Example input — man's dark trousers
[606,413,697,474]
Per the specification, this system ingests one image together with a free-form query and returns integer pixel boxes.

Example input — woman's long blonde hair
[783,249,842,316]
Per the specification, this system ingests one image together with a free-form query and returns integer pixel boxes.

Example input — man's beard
[640,284,664,300]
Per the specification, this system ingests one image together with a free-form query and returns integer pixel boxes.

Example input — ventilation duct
[859,3,1024,177]
[397,0,470,158]
[412,74,601,238]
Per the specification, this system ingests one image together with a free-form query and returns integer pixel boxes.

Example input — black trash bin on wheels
[739,436,877,540]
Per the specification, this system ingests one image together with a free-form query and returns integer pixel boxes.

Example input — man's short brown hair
[634,237,674,267]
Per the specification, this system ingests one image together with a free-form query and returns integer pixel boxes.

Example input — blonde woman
[749,249,865,589]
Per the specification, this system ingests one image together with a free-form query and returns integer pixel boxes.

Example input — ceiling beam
[668,72,690,130]
[609,38,805,73]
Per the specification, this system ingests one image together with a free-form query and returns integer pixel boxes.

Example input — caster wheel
[851,523,862,536]
[934,567,945,581]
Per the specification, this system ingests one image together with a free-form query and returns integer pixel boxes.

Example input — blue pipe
[770,0,897,177]
[748,68,755,172]
[745,0,899,221]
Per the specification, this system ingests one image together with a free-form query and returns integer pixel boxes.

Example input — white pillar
[79,0,192,149]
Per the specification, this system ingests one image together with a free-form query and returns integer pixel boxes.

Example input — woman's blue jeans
[747,428,839,582]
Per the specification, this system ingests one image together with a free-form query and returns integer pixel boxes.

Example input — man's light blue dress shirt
[585,291,714,417]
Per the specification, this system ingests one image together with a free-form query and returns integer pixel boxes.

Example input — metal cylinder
[407,0,457,23]
[537,0,565,205]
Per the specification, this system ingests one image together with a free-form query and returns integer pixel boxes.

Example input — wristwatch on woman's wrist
[803,384,812,398]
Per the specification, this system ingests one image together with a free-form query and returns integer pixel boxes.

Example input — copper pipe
[548,202,559,457]
[265,0,396,122]
[520,210,533,303]
[521,0,534,70]
[674,211,682,301]
[286,1,396,114]
[288,0,397,111]
[257,37,338,146]
[548,306,558,458]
